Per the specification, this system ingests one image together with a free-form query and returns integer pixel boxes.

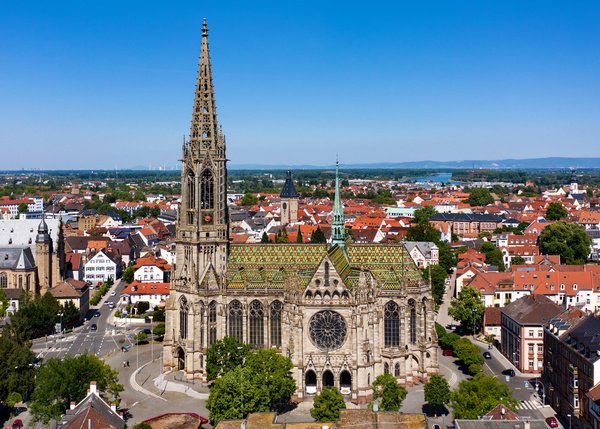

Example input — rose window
[308,310,347,351]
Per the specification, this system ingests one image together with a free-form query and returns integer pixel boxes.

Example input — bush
[440,332,460,349]
[133,423,152,429]
[136,301,150,314]
[153,322,165,337]
[311,387,346,422]
[6,391,23,408]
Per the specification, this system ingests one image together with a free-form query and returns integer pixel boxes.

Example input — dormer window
[573,284,577,290]
[560,284,565,291]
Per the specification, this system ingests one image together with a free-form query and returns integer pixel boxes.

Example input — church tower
[174,18,228,290]
[280,170,299,225]
[36,217,52,295]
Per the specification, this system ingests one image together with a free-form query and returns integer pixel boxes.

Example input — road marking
[518,400,541,410]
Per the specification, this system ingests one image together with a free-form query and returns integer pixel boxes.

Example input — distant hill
[229,157,600,170]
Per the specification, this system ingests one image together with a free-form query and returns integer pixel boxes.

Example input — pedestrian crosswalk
[518,400,541,410]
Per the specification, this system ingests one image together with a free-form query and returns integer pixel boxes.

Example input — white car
[110,291,116,296]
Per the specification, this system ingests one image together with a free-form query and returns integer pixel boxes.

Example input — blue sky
[1,1,599,169]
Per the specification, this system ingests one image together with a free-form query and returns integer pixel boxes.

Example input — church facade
[163,20,439,403]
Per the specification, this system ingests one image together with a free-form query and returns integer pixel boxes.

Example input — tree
[6,391,23,408]
[7,291,61,342]
[439,332,460,349]
[437,241,456,272]
[511,256,526,265]
[310,387,346,422]
[17,202,28,217]
[545,202,568,221]
[244,349,296,407]
[422,265,447,306]
[453,338,485,375]
[207,365,268,424]
[122,265,135,284]
[296,228,303,243]
[539,221,592,265]
[0,288,9,315]
[206,336,251,382]
[61,301,81,328]
[136,301,150,314]
[152,307,165,322]
[240,192,258,206]
[30,354,123,424]
[448,286,484,334]
[372,373,407,411]
[480,242,505,271]
[261,232,270,243]
[0,335,36,404]
[468,188,494,206]
[424,375,451,415]
[133,332,148,343]
[406,223,441,242]
[275,229,289,243]
[450,373,519,419]
[311,226,327,243]
[413,206,438,224]
[153,322,166,338]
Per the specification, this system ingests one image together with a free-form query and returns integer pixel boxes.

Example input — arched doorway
[305,370,317,395]
[322,370,334,389]
[177,347,185,371]
[339,370,352,395]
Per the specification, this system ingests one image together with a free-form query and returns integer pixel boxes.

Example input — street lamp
[57,312,64,335]
[567,414,572,429]
[149,315,154,363]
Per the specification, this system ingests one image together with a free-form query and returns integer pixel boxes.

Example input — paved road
[436,271,458,328]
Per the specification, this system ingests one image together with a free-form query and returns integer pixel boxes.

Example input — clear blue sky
[1,1,599,169]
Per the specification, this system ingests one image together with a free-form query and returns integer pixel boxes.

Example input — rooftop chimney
[89,381,97,395]
[110,403,117,413]
[70,401,76,410]
[524,421,531,429]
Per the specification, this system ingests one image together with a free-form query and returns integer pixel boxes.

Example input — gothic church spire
[331,158,345,247]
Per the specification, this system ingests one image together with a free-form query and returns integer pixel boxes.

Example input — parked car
[483,351,492,359]
[502,369,516,377]
[11,419,23,429]
[91,324,97,331]
[545,417,559,428]
[94,312,101,317]
[442,349,454,357]
[110,291,116,296]
[139,328,152,335]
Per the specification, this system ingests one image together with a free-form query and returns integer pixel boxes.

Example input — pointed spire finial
[202,18,208,37]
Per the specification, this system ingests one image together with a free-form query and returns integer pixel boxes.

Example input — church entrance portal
[305,370,317,395]
[339,370,352,395]
[322,370,334,389]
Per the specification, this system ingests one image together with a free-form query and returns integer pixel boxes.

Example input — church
[163,20,439,403]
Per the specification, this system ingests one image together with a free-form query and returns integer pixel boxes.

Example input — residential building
[544,314,600,429]
[120,281,169,308]
[404,241,439,268]
[133,256,171,283]
[84,250,119,284]
[56,381,124,429]
[429,213,502,239]
[49,278,90,318]
[501,295,564,374]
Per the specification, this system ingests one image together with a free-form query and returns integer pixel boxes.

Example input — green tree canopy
[29,354,123,424]
[0,335,36,404]
[122,265,135,284]
[424,374,451,415]
[450,373,519,419]
[310,387,346,422]
[448,286,484,334]
[311,226,327,243]
[422,265,447,306]
[0,288,9,315]
[468,188,494,206]
[17,202,29,214]
[7,292,61,342]
[296,228,303,243]
[480,242,505,271]
[437,241,456,272]
[545,202,568,221]
[244,349,296,407]
[372,373,407,411]
[207,365,269,424]
[275,229,289,243]
[511,256,526,265]
[240,192,258,206]
[453,338,485,375]
[261,231,271,243]
[206,336,251,382]
[539,221,592,264]
[413,206,438,224]
[61,300,81,328]
[153,322,166,337]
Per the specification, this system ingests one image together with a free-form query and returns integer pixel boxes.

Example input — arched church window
[394,362,401,377]
[179,296,188,340]
[249,300,264,348]
[199,301,205,349]
[270,300,283,348]
[384,301,400,347]
[0,273,7,288]
[384,362,390,374]
[200,169,214,209]
[409,301,417,344]
[18,275,22,290]
[187,172,195,225]
[228,300,243,342]
[208,300,217,346]
[422,299,428,340]
[324,261,330,287]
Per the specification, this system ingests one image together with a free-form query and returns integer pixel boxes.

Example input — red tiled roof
[121,281,169,296]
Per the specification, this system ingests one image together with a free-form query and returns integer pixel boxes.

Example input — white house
[404,241,439,268]
[120,281,169,308]
[84,250,119,284]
